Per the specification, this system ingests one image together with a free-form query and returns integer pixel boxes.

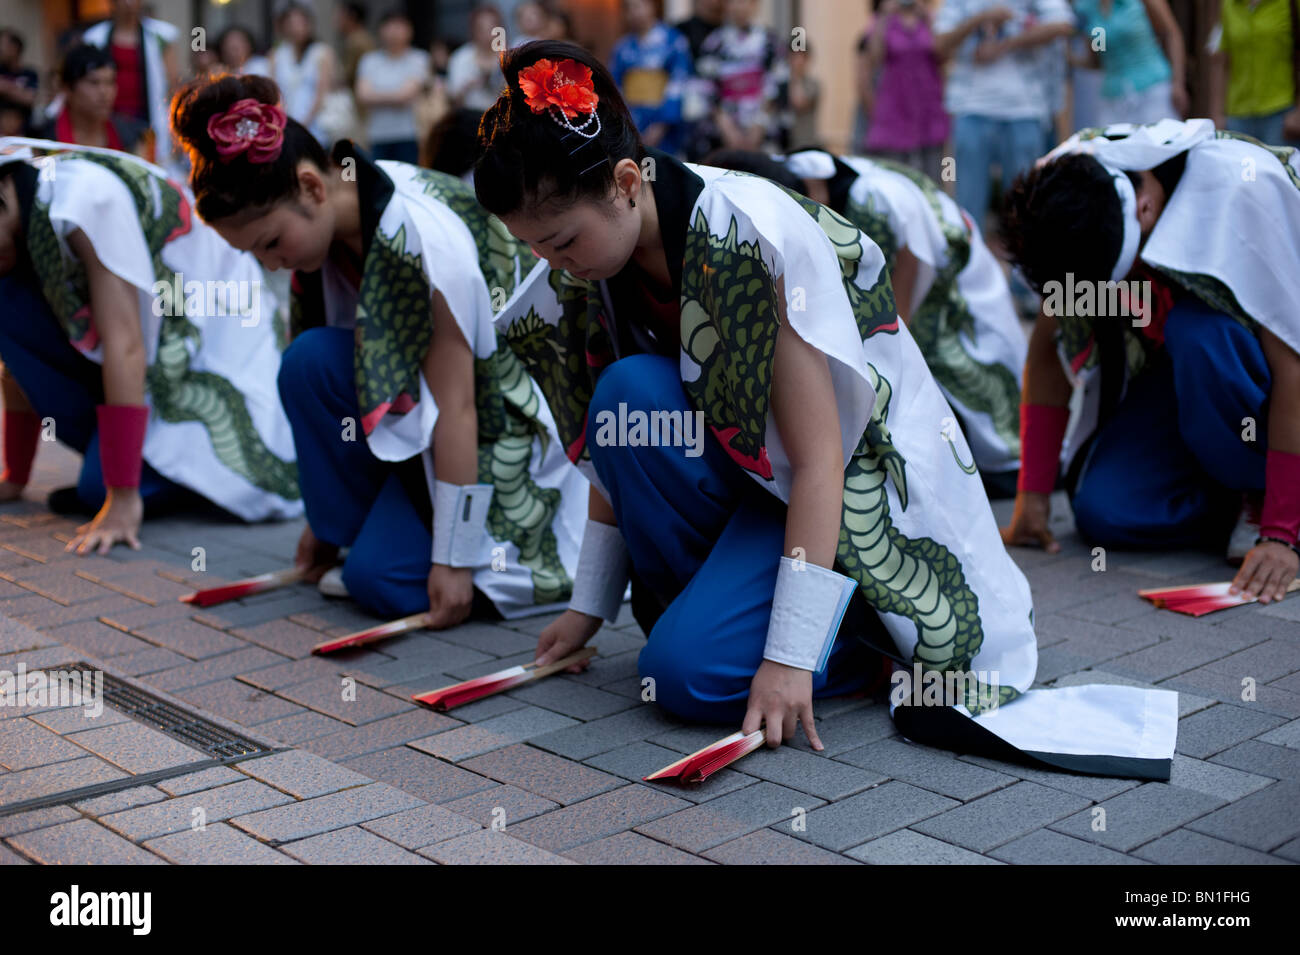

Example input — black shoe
[47,486,95,516]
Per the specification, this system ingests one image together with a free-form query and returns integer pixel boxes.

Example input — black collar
[331,139,394,264]
[642,145,704,302]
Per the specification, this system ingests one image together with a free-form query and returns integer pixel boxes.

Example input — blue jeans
[0,273,210,513]
[1227,108,1300,149]
[586,353,882,723]
[953,114,1048,229]
[1070,300,1270,549]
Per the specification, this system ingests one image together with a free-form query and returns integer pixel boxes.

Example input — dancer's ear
[1134,169,1165,236]
[297,161,330,208]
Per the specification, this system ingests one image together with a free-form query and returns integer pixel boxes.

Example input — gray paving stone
[302,708,459,760]
[376,633,495,671]
[229,782,425,844]
[28,704,131,734]
[583,740,758,804]
[235,656,344,692]
[635,781,826,854]
[348,656,453,690]
[418,828,575,864]
[0,843,30,864]
[360,803,481,849]
[274,675,414,726]
[99,779,296,841]
[1208,740,1300,781]
[1048,783,1226,852]
[1258,719,1300,749]
[0,754,127,803]
[62,719,210,774]
[74,784,167,816]
[836,738,1018,801]
[990,828,1151,864]
[432,621,539,657]
[1133,828,1291,865]
[1175,704,1287,759]
[258,710,350,746]
[1169,754,1276,801]
[409,706,579,762]
[912,781,1090,853]
[529,705,685,760]
[1202,639,1300,685]
[726,744,882,801]
[0,717,91,770]
[459,743,622,805]
[234,749,372,799]
[179,678,304,726]
[342,746,495,804]
[281,826,434,864]
[8,818,166,865]
[156,766,243,796]
[1184,781,1300,852]
[146,646,289,693]
[565,830,713,865]
[505,678,639,721]
[143,821,299,864]
[846,828,1002,864]
[441,785,561,828]
[133,619,243,660]
[509,783,691,852]
[0,805,80,837]
[704,828,859,865]
[793,780,957,852]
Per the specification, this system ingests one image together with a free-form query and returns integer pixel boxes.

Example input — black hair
[216,25,259,62]
[340,2,367,25]
[700,148,808,196]
[0,160,38,280]
[474,40,645,217]
[60,43,115,88]
[424,107,484,178]
[378,8,412,28]
[0,28,24,54]
[999,152,1126,295]
[171,72,329,223]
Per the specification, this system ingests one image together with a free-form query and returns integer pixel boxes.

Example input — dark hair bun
[171,72,329,222]
[474,40,644,218]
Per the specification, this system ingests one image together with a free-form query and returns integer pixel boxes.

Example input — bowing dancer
[704,147,1027,496]
[1000,119,1300,606]
[0,137,301,553]
[170,74,588,627]
[480,41,1178,776]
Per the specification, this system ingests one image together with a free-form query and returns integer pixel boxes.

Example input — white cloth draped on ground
[1042,118,1300,474]
[290,151,587,617]
[784,149,1026,474]
[494,151,1179,778]
[1,139,302,521]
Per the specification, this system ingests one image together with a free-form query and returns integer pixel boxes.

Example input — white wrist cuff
[432,480,494,567]
[568,519,630,623]
[763,557,858,673]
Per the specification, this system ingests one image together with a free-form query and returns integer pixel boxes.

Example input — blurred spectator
[217,26,270,77]
[933,0,1075,229]
[1208,0,1300,146]
[1072,0,1186,126]
[337,2,375,90]
[35,44,150,158]
[423,106,483,179]
[692,0,787,155]
[854,2,880,154]
[191,47,220,79]
[270,1,335,144]
[611,0,693,154]
[80,0,179,166]
[675,0,726,60]
[446,5,506,112]
[776,40,820,150]
[356,10,428,163]
[0,29,37,136]
[863,0,949,180]
[513,2,549,46]
[544,6,574,41]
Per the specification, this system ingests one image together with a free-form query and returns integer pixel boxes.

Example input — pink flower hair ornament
[206,98,287,164]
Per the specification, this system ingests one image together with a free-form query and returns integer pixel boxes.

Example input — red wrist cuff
[96,404,149,489]
[1,410,41,486]
[1260,448,1300,545]
[1017,403,1070,495]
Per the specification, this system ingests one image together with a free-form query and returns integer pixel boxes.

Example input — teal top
[1075,0,1172,97]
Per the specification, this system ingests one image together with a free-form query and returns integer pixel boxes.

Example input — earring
[629,198,636,208]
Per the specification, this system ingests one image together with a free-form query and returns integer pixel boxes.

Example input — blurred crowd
[2,0,1298,231]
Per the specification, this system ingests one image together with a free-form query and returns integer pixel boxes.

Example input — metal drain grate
[60,662,273,760]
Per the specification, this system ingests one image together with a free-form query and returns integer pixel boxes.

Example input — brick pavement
[0,442,1297,864]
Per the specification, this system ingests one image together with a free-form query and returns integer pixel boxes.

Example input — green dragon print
[356,218,569,604]
[25,151,299,500]
[680,176,1014,714]
[866,158,1021,458]
[409,167,538,305]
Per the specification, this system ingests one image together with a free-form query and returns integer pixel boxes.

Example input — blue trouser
[277,326,455,619]
[586,354,880,723]
[0,273,208,513]
[953,114,1049,228]
[1070,300,1271,549]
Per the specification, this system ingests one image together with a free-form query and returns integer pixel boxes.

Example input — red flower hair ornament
[517,58,602,139]
[206,98,287,164]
